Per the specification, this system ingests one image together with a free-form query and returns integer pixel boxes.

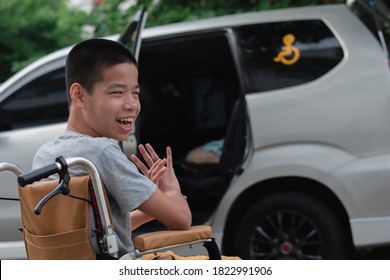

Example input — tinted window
[0,69,68,132]
[235,20,344,93]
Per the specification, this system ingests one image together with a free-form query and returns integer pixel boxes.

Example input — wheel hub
[280,242,293,255]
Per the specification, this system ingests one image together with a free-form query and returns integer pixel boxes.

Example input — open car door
[117,6,147,158]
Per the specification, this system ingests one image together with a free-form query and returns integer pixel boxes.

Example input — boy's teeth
[117,117,133,124]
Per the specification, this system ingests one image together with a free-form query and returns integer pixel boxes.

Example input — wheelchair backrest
[18,176,97,259]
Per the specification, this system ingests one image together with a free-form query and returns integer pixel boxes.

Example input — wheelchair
[0,156,222,260]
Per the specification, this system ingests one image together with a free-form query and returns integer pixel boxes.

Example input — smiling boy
[32,38,191,258]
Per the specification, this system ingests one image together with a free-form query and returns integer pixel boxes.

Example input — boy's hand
[130,147,167,185]
[131,144,180,193]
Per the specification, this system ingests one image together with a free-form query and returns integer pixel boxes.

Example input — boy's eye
[110,91,122,95]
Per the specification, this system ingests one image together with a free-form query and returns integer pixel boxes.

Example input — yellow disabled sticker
[274,34,300,65]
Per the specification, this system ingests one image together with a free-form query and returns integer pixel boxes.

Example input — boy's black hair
[65,38,137,104]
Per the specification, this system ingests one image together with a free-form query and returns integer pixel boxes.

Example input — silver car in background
[1,2,390,259]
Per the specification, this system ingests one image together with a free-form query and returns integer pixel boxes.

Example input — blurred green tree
[0,0,88,82]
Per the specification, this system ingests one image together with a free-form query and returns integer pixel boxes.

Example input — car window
[235,20,344,93]
[0,69,68,132]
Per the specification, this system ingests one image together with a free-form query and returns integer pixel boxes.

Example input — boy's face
[81,62,140,141]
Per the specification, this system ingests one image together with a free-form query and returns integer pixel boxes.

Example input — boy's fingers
[149,158,166,175]
[149,158,166,173]
[130,154,149,175]
[149,159,167,183]
[151,167,166,183]
[166,146,173,168]
[139,144,154,167]
[145,143,160,162]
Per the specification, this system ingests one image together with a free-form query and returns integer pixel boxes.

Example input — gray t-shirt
[32,131,157,257]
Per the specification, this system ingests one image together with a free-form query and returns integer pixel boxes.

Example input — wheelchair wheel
[234,192,352,260]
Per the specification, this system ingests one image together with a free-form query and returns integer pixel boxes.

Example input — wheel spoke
[251,251,276,259]
[266,215,279,232]
[301,253,322,260]
[277,211,283,231]
[253,225,274,241]
[289,211,298,232]
[301,228,319,242]
[290,215,307,235]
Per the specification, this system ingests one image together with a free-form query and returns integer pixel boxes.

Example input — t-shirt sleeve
[94,144,157,213]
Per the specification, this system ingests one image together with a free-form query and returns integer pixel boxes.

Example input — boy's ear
[69,83,85,108]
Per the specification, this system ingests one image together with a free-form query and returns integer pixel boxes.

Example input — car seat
[0,156,222,260]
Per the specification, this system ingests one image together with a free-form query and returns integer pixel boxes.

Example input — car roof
[142,4,350,39]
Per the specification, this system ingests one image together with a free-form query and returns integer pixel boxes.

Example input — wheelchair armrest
[133,225,212,252]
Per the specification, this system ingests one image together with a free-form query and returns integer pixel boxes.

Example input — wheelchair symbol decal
[274,34,300,65]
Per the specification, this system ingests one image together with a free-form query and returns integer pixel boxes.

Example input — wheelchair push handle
[18,162,61,187]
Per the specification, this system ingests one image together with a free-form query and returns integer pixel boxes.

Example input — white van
[1,2,390,259]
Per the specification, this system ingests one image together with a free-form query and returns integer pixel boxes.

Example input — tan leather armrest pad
[133,225,212,252]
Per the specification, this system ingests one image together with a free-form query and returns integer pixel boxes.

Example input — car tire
[234,192,351,259]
